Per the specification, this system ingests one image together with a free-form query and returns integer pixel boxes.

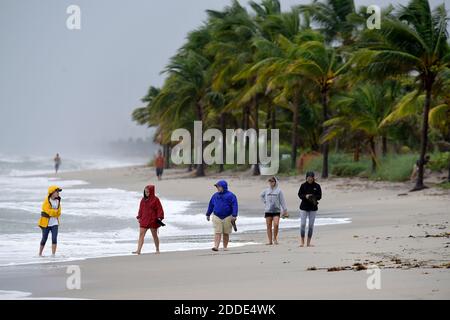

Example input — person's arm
[206,196,215,217]
[231,194,238,218]
[315,184,322,201]
[298,184,306,200]
[156,198,164,220]
[279,190,288,214]
[260,190,266,204]
[42,201,61,217]
[136,200,143,220]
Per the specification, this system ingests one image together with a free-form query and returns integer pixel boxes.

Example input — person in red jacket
[132,185,164,254]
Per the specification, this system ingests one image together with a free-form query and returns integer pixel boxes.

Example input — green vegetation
[297,153,420,182]
[133,0,450,187]
[437,182,450,189]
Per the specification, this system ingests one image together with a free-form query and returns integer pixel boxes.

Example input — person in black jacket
[298,171,322,247]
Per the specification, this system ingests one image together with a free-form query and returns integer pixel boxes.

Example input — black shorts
[265,212,280,218]
[156,168,163,176]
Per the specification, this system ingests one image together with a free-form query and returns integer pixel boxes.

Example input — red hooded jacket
[137,185,164,229]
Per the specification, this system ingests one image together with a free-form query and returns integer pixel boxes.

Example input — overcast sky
[0,0,447,155]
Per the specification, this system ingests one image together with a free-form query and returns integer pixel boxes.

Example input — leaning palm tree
[206,1,264,175]
[156,46,213,177]
[235,22,325,169]
[132,86,161,127]
[380,66,450,181]
[355,0,449,190]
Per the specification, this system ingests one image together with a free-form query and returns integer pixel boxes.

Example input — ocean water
[0,155,351,267]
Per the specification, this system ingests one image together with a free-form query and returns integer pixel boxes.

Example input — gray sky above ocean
[0,0,447,155]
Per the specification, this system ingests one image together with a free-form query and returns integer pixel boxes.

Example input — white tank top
[48,198,59,227]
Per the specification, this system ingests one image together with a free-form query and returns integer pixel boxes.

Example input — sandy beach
[0,165,449,299]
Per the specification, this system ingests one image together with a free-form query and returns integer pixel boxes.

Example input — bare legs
[150,228,160,253]
[266,217,273,245]
[265,216,280,245]
[213,233,229,251]
[223,234,229,250]
[133,227,160,254]
[38,243,57,257]
[273,216,280,244]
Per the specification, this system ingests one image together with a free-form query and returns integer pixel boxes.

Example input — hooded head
[47,185,62,199]
[306,171,315,183]
[143,185,155,199]
[268,176,279,189]
[214,180,228,193]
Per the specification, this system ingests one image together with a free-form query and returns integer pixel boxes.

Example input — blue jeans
[300,210,316,238]
[40,225,58,245]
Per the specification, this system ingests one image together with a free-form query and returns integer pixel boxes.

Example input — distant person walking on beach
[38,186,62,257]
[260,176,288,245]
[133,185,164,254]
[298,171,322,247]
[154,150,165,180]
[206,180,238,252]
[54,153,61,174]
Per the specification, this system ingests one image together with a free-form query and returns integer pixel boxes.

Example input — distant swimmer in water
[54,153,61,174]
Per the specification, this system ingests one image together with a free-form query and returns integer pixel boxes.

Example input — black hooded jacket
[298,181,322,211]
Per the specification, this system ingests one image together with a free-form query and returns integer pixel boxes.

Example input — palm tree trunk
[219,113,225,173]
[413,80,433,191]
[195,103,205,177]
[382,136,387,157]
[163,144,170,169]
[291,95,299,169]
[354,145,360,162]
[252,96,260,176]
[188,129,194,172]
[265,105,272,130]
[369,137,377,173]
[321,89,330,178]
[311,131,319,152]
[271,105,276,130]
[242,105,250,130]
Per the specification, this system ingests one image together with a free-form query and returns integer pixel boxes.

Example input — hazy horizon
[0,0,447,156]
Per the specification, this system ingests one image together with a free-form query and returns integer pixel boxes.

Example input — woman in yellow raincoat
[38,186,62,257]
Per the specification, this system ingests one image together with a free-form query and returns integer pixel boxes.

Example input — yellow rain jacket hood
[38,186,62,228]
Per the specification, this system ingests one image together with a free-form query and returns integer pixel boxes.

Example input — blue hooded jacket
[206,180,238,219]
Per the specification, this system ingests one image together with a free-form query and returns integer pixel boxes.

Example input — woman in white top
[260,177,288,245]
[38,186,62,257]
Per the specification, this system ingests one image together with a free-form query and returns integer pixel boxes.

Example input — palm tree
[206,1,264,175]
[288,40,351,177]
[323,82,397,172]
[237,36,299,169]
[155,27,213,177]
[356,0,449,190]
[297,0,357,46]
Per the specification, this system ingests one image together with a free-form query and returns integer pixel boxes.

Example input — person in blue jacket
[206,180,238,252]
